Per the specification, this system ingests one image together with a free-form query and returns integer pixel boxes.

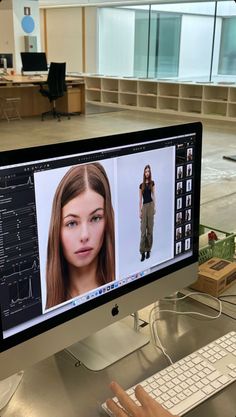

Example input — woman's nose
[79,223,89,242]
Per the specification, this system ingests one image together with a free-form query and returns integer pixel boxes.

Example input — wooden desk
[0,75,85,117]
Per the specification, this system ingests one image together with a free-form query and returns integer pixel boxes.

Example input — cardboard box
[191,257,236,297]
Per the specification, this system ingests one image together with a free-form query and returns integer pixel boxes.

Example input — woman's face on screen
[60,188,105,269]
[144,167,150,179]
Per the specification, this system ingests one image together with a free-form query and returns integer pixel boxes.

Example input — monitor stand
[66,314,149,371]
[0,371,23,411]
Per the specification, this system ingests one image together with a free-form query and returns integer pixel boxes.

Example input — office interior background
[39,1,236,83]
[1,0,236,234]
[0,2,236,417]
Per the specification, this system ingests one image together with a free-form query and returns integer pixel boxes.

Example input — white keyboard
[102,331,236,416]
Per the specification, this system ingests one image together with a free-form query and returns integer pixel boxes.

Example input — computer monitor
[0,53,13,70]
[0,122,202,380]
[20,52,48,75]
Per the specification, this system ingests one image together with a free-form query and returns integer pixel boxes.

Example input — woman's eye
[91,215,102,223]
[66,221,77,228]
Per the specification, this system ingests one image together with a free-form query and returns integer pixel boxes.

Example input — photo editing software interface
[0,126,200,346]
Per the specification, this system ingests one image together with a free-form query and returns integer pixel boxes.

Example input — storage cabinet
[120,93,137,107]
[204,86,228,102]
[138,95,157,110]
[180,99,202,114]
[159,82,179,97]
[203,101,227,117]
[180,84,202,99]
[85,76,236,122]
[102,91,119,105]
[159,97,179,111]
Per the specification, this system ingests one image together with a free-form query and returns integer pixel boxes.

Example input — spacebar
[169,391,206,416]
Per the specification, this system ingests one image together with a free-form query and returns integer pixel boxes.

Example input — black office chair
[39,62,70,121]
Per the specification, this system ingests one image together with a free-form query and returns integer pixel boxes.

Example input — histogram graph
[9,277,33,305]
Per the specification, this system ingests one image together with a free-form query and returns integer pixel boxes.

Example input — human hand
[106,381,175,417]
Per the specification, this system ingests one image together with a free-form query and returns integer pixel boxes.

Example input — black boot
[141,253,145,262]
[146,251,150,259]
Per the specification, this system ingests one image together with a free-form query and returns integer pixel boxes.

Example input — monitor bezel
[20,52,48,72]
[0,122,202,353]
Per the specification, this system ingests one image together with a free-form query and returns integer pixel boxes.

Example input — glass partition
[97,1,236,83]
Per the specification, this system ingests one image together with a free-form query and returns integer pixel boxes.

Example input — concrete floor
[1,106,236,232]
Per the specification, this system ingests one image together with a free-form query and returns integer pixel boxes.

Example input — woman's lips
[74,247,93,256]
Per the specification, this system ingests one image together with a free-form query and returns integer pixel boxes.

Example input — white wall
[85,7,98,73]
[179,14,214,78]
[40,9,46,52]
[98,8,135,76]
[46,7,82,72]
[0,9,14,56]
[12,0,41,72]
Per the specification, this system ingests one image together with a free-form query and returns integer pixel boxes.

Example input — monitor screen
[0,53,13,68]
[0,122,202,379]
[20,52,48,73]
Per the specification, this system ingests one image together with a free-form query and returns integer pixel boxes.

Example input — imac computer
[20,52,48,75]
[0,122,202,382]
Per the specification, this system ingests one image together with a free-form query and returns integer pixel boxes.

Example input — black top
[140,181,155,204]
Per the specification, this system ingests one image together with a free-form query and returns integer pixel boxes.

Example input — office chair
[39,62,71,121]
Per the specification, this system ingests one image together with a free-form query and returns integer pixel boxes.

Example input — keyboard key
[144,385,152,393]
[160,385,168,393]
[202,385,215,395]
[207,371,221,382]
[169,391,206,416]
[174,386,182,394]
[166,381,174,389]
[218,375,231,384]
[172,396,180,405]
[168,389,176,397]
[192,356,202,365]
[153,388,162,397]
[126,388,134,395]
[211,380,222,389]
[161,393,170,402]
[177,393,186,401]
[164,400,174,409]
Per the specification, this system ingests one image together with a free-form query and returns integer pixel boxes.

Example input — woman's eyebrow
[63,213,79,220]
[63,207,104,220]
[90,207,104,215]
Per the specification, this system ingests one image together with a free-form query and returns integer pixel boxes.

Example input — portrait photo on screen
[34,160,116,312]
[116,146,175,279]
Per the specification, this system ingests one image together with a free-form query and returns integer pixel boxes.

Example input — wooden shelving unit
[84,76,236,122]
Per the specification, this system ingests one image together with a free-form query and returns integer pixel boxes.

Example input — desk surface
[1,298,236,417]
[0,74,84,85]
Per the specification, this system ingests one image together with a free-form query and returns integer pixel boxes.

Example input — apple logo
[111,304,119,316]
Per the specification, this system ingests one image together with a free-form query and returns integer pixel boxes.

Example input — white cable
[149,291,222,365]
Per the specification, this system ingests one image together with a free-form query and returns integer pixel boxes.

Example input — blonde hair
[46,162,115,309]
